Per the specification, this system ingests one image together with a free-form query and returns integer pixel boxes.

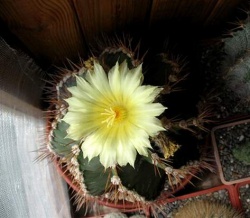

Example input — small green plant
[233,141,250,165]
[173,199,243,218]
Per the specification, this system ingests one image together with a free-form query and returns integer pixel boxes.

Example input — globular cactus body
[173,200,243,218]
[44,38,214,213]
[221,18,250,103]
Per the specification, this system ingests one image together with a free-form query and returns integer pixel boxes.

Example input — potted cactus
[171,199,243,218]
[200,12,250,122]
[43,39,214,216]
[220,20,250,106]
[157,184,242,217]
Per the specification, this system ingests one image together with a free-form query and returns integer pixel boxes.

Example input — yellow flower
[63,61,166,168]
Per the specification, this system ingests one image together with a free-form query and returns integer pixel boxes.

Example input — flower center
[101,105,127,127]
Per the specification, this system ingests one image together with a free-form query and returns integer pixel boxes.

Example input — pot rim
[54,158,197,211]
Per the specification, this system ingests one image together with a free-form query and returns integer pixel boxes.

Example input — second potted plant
[212,119,250,185]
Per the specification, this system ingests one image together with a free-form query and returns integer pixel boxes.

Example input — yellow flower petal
[132,85,163,103]
[63,61,166,168]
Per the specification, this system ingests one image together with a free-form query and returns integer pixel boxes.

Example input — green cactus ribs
[44,38,215,213]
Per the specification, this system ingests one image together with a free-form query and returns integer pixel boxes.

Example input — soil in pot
[213,119,250,184]
[238,182,250,218]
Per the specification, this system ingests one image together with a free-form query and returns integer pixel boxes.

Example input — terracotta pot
[212,119,250,185]
[54,159,196,215]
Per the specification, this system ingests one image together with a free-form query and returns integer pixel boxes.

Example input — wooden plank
[0,0,86,65]
[73,0,152,44]
[149,0,244,27]
[150,0,216,25]
[204,0,245,26]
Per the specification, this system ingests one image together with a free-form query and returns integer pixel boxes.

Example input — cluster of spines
[172,199,243,218]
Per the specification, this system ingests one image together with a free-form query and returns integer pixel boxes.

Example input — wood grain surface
[0,0,86,65]
[204,0,245,26]
[73,0,151,45]
[0,0,247,65]
[150,0,244,27]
